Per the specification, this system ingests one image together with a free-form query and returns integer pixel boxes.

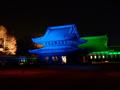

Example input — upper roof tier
[32,24,85,44]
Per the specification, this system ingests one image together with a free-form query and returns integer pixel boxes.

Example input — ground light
[87,50,120,64]
[61,56,67,64]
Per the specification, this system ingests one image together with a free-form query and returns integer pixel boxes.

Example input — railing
[41,40,78,47]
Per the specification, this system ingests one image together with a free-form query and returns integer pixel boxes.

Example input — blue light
[29,24,86,55]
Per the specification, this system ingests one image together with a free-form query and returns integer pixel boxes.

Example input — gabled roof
[32,24,81,44]
[79,35,108,51]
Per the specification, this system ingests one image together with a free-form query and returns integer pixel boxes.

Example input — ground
[0,64,120,90]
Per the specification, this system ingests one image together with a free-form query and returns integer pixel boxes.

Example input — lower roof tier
[29,47,80,56]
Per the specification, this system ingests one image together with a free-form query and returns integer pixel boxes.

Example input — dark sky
[0,1,120,54]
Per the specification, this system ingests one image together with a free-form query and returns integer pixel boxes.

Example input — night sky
[0,1,119,54]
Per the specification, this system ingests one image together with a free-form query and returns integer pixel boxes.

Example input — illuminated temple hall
[29,24,87,64]
[78,35,108,52]
[29,24,120,64]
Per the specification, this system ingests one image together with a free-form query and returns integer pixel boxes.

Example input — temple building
[29,24,120,64]
[29,24,87,64]
[79,35,108,52]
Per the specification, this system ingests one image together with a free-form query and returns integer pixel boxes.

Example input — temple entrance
[39,55,68,64]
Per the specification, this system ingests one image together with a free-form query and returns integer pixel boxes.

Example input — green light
[118,52,120,54]
[78,35,108,52]
[92,52,96,54]
[113,52,117,54]
[89,51,120,56]
[109,52,113,55]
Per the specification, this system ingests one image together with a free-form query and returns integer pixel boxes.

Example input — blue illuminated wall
[29,24,86,56]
